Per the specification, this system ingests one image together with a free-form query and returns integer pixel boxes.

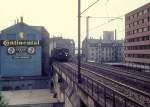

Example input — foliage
[0,92,7,107]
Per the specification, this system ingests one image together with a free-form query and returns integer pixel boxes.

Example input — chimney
[115,29,117,41]
[17,18,19,24]
[20,16,23,23]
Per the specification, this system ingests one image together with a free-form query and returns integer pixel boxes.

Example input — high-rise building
[125,3,150,65]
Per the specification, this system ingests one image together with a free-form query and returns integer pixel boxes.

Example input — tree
[0,92,7,107]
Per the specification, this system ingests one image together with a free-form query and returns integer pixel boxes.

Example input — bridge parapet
[53,63,150,107]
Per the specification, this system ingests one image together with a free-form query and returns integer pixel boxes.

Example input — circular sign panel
[27,47,35,54]
[8,47,15,55]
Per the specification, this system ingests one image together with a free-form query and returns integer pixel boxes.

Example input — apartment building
[125,3,150,65]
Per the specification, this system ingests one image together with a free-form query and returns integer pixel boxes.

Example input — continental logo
[0,40,40,47]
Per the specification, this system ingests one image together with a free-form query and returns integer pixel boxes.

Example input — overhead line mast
[77,0,101,83]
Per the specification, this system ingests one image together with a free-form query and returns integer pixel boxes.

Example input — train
[49,37,75,62]
[51,48,70,62]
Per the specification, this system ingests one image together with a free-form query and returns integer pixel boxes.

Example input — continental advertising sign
[0,40,40,47]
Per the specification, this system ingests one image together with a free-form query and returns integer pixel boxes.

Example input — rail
[81,62,150,93]
[53,63,150,107]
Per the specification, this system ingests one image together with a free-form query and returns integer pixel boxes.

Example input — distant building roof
[1,20,49,37]
[31,26,49,35]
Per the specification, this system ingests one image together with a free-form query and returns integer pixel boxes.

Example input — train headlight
[8,47,15,55]
[65,53,68,56]
[27,47,35,54]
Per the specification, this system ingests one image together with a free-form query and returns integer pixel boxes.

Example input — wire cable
[90,15,124,31]
[80,0,100,15]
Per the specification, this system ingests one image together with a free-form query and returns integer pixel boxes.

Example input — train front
[52,48,70,62]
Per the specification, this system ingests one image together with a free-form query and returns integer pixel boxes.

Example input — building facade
[125,3,150,65]
[98,40,124,63]
[82,32,124,63]
[0,18,49,77]
[0,21,41,77]
[82,39,99,62]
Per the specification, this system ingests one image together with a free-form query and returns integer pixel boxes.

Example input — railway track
[87,62,150,78]
[80,62,150,93]
[54,62,150,107]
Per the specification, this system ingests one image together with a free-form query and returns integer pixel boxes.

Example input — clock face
[27,47,35,54]
[8,47,15,55]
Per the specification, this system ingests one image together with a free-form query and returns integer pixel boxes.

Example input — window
[127,25,130,29]
[143,8,148,14]
[130,15,134,20]
[134,29,137,34]
[137,20,139,25]
[130,23,133,27]
[139,19,143,24]
[134,21,138,26]
[127,16,130,20]
[139,11,143,16]
[143,27,148,32]
[132,22,135,26]
[138,28,143,33]
[139,37,143,41]
[127,31,130,35]
[133,30,135,34]
[148,17,150,22]
[146,35,150,40]
[144,17,148,23]
[142,19,144,23]
[127,45,150,50]
[134,13,138,18]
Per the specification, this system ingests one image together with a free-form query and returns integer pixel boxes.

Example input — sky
[0,0,149,46]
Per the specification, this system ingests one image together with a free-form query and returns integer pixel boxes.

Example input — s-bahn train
[49,37,75,62]
[51,48,70,61]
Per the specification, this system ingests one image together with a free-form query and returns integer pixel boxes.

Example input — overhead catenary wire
[80,0,100,15]
[90,15,124,31]
[81,16,123,19]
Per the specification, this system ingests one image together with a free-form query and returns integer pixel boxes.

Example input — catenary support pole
[78,0,81,83]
